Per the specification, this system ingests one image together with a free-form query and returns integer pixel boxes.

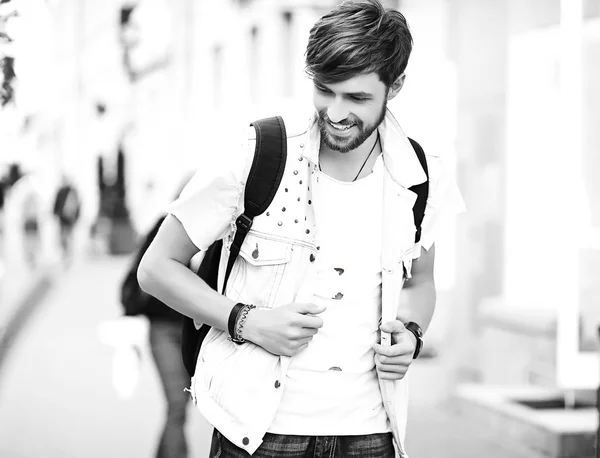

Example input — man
[138,1,463,457]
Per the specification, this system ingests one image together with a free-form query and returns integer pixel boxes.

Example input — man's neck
[319,130,381,182]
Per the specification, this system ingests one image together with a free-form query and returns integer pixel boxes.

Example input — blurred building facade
[446,0,600,392]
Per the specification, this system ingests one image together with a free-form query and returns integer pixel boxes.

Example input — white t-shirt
[268,154,390,435]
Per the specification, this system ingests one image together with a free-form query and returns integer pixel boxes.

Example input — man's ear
[387,73,406,101]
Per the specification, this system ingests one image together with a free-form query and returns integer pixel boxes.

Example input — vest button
[243,437,249,445]
[309,254,315,262]
[274,380,281,388]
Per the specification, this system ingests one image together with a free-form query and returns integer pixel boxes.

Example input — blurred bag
[121,216,165,316]
[97,316,149,399]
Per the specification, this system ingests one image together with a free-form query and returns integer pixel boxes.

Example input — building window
[282,11,293,98]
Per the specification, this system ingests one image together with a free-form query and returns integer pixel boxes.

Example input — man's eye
[350,96,368,102]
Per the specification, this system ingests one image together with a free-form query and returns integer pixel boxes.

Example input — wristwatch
[405,322,423,359]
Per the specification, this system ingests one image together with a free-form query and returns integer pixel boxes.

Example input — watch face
[406,322,423,338]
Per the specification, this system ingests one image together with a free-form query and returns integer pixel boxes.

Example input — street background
[0,0,598,457]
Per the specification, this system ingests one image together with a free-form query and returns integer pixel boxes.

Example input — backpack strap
[221,116,287,293]
[407,138,429,244]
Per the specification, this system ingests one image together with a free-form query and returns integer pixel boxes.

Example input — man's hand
[243,303,326,357]
[373,320,417,381]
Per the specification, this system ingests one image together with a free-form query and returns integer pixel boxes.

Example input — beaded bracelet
[232,304,256,344]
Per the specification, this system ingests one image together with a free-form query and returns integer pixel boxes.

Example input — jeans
[209,429,395,458]
[149,319,190,458]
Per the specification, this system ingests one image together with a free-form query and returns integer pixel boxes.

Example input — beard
[317,99,387,153]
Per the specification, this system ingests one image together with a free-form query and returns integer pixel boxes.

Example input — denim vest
[189,110,429,457]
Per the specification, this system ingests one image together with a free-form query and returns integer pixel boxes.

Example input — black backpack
[181,116,429,378]
[120,216,166,316]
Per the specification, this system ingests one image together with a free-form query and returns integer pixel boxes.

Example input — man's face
[313,72,388,153]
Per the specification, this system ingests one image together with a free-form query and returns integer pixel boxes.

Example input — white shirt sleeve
[418,154,466,253]
[168,127,255,251]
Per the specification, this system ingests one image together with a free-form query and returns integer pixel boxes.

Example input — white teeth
[330,122,354,131]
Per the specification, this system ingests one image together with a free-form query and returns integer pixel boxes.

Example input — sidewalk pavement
[406,359,531,458]
[0,254,527,458]
[0,254,212,458]
[0,260,54,374]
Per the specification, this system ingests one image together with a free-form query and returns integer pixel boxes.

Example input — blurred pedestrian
[120,179,192,458]
[22,190,40,269]
[138,1,464,457]
[52,175,81,264]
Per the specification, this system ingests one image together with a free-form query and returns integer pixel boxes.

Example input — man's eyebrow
[313,80,373,98]
[344,91,372,98]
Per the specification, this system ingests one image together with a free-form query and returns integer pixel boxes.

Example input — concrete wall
[448,0,600,390]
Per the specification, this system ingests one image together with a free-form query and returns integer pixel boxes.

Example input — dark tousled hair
[305,0,413,87]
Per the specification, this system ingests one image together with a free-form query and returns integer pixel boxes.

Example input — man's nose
[327,99,350,124]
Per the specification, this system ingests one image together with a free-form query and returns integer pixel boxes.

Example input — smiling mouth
[328,121,356,132]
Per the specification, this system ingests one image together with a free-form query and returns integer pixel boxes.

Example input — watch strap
[405,321,423,359]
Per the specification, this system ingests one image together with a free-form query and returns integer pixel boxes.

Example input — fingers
[376,368,408,381]
[282,303,326,330]
[301,327,319,337]
[290,335,315,355]
[374,354,410,380]
[296,314,324,330]
[286,326,318,340]
[374,353,409,366]
[258,303,326,356]
[373,341,413,358]
[292,302,327,316]
[295,335,314,347]
[373,326,415,381]
[379,320,406,334]
[279,336,313,357]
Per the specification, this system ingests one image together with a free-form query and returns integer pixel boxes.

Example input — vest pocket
[229,233,293,308]
[238,233,292,266]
